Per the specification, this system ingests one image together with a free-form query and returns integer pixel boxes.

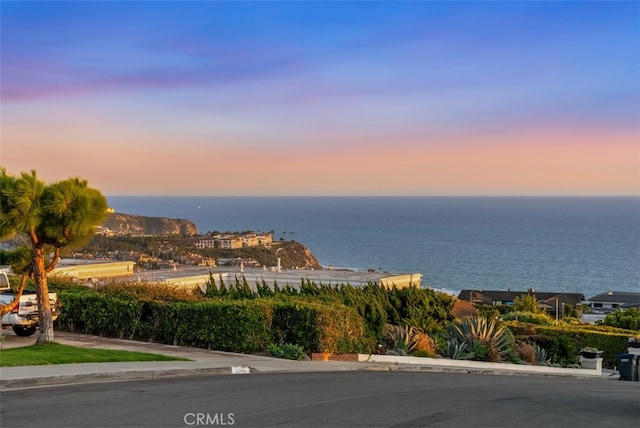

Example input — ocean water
[106,196,640,298]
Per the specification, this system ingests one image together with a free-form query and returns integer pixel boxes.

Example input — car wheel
[12,326,37,336]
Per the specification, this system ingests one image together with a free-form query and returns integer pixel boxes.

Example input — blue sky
[1,1,638,195]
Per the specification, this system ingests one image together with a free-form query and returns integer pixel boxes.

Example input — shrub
[402,306,446,335]
[513,294,542,313]
[173,300,273,352]
[411,329,438,356]
[539,334,578,366]
[48,277,87,292]
[474,306,502,321]
[535,344,549,364]
[476,304,514,316]
[441,339,473,360]
[271,299,370,354]
[267,343,306,360]
[57,291,144,339]
[382,324,412,356]
[296,282,454,343]
[597,308,640,331]
[503,311,553,325]
[505,321,631,367]
[95,280,202,302]
[56,279,455,356]
[446,314,515,362]
[516,341,537,364]
[58,291,271,352]
[382,324,438,357]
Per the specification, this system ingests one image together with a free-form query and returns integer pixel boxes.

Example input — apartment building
[194,239,216,249]
[195,232,273,250]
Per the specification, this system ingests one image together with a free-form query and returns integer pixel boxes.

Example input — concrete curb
[373,364,611,379]
[359,354,607,378]
[0,366,240,390]
[1,361,617,391]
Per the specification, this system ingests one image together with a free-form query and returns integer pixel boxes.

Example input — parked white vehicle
[0,271,60,336]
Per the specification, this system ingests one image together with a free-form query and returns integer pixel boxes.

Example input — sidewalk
[0,331,367,389]
[0,331,619,390]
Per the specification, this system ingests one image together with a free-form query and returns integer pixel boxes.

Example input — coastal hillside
[101,212,199,236]
[271,241,322,270]
[192,241,322,270]
[93,213,321,269]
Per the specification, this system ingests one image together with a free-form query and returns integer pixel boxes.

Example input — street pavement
[0,329,621,390]
[4,371,639,428]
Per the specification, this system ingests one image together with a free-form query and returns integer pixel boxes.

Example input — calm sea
[106,196,639,298]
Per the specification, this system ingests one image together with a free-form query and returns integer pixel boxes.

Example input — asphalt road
[1,371,638,428]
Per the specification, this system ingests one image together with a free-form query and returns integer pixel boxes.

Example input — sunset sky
[1,1,638,196]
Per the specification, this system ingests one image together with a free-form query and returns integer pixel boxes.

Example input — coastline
[105,196,640,298]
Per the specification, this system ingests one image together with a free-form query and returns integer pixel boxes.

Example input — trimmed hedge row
[505,321,633,367]
[271,299,370,354]
[57,290,369,354]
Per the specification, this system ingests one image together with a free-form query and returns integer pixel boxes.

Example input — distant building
[256,233,273,246]
[242,235,259,247]
[217,236,243,249]
[585,291,640,312]
[195,232,273,250]
[194,239,216,249]
[50,260,135,280]
[458,289,586,315]
[162,268,423,294]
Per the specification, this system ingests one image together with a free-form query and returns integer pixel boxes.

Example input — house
[458,289,586,315]
[216,236,243,249]
[584,291,640,313]
[194,239,216,249]
[256,233,273,246]
[195,233,273,249]
[242,235,259,247]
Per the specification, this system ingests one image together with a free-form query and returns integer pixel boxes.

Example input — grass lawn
[0,342,191,367]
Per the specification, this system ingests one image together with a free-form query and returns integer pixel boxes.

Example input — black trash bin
[616,353,637,381]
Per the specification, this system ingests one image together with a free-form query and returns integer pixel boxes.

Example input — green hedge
[162,300,273,352]
[57,290,369,354]
[58,289,143,340]
[502,311,553,325]
[271,299,371,354]
[505,321,633,367]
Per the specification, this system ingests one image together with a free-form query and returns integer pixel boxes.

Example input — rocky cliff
[102,212,199,236]
[276,242,322,270]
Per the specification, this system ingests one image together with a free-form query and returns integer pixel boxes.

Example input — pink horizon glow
[3,117,637,196]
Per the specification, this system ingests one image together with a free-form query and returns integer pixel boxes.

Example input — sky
[1,1,638,196]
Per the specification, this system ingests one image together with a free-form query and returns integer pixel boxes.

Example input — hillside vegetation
[102,212,199,236]
[48,276,637,368]
[78,235,321,270]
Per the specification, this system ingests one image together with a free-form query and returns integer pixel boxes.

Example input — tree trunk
[0,275,27,319]
[33,246,54,343]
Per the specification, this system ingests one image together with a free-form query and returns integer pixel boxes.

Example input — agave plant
[382,324,438,356]
[441,339,473,360]
[402,306,446,335]
[383,324,412,356]
[535,344,549,365]
[447,314,515,362]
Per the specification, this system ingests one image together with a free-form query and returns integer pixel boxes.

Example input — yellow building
[50,261,135,280]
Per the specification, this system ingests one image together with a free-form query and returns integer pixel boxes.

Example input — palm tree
[0,168,108,343]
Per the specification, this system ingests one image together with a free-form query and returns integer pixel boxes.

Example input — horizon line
[105,194,640,198]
